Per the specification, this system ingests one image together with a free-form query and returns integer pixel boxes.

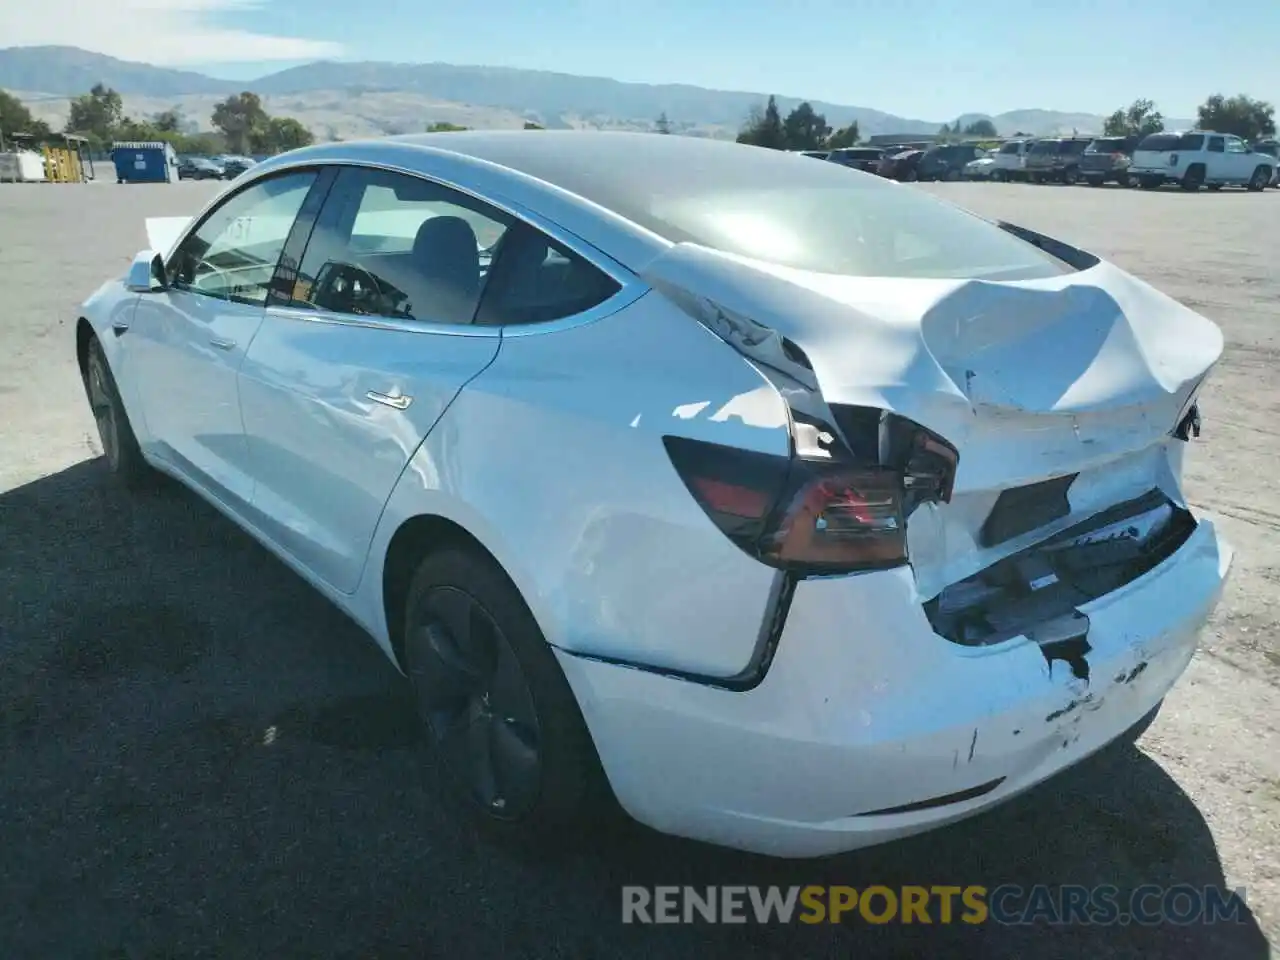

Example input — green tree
[66,83,122,142]
[263,116,314,152]
[1102,98,1164,137]
[426,121,468,132]
[782,102,831,150]
[152,109,184,134]
[211,92,269,154]
[523,121,544,130]
[963,118,998,138]
[1196,94,1276,142]
[654,111,672,134]
[826,120,860,148]
[737,95,786,149]
[0,90,52,144]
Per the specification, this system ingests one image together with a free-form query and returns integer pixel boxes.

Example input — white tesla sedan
[76,131,1232,858]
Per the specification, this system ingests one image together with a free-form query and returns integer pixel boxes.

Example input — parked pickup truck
[1130,131,1275,191]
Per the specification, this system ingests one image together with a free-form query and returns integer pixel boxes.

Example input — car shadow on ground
[0,459,1270,959]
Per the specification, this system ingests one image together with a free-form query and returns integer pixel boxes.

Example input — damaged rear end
[637,228,1232,816]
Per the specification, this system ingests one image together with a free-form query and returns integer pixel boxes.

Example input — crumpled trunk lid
[642,242,1222,599]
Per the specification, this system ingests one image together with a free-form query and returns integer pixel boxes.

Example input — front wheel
[402,547,611,843]
[1248,165,1270,191]
[82,336,153,487]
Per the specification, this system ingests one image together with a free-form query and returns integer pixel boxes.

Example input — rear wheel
[1085,176,1104,187]
[1248,165,1270,191]
[82,336,153,487]
[1180,164,1205,191]
[402,547,610,843]
[1139,176,1162,189]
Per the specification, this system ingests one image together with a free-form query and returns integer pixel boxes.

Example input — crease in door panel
[347,329,509,596]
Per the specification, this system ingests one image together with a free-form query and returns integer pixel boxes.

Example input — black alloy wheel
[406,583,543,820]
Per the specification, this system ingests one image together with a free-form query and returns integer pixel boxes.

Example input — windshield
[1138,133,1204,151]
[1029,141,1058,155]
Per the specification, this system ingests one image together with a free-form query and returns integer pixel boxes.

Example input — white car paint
[1130,129,1275,188]
[80,132,1231,858]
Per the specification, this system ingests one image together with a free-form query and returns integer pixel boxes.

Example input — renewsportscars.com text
[621,884,1248,926]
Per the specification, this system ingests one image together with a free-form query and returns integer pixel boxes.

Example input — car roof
[247,131,911,267]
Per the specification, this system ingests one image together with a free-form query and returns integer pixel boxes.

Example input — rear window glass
[640,179,1068,280]
[1138,133,1204,151]
[1058,140,1090,154]
[1029,141,1058,154]
[1088,138,1127,152]
[997,142,1022,155]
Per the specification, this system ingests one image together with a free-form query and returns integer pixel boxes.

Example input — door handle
[111,321,129,336]
[366,390,413,410]
[209,336,236,351]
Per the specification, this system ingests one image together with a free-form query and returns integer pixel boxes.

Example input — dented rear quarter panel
[360,291,795,677]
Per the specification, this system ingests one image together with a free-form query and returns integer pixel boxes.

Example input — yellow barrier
[41,146,86,183]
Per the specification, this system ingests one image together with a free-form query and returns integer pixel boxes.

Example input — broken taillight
[664,416,957,575]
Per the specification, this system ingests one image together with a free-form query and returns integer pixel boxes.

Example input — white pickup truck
[1130,130,1275,191]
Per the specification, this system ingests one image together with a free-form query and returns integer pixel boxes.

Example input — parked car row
[964,131,1278,191]
[176,154,259,181]
[802,132,1277,193]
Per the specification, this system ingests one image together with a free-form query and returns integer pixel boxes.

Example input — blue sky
[7,0,1279,120]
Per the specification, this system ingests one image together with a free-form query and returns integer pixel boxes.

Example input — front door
[237,165,512,593]
[1223,136,1253,181]
[129,169,319,507]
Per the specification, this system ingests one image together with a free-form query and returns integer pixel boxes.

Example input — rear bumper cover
[558,515,1231,858]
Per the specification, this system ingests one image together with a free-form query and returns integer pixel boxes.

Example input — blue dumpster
[110,140,178,184]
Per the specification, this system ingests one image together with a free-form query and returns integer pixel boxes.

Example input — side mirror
[126,249,166,293]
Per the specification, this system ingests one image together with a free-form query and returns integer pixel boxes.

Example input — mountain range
[1,45,1188,141]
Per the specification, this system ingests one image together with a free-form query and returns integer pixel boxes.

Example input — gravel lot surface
[1,177,1276,958]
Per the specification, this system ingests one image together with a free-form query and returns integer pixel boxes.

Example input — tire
[1180,164,1204,191]
[1207,184,1223,192]
[1062,167,1079,185]
[991,169,1006,182]
[402,546,611,844]
[1085,176,1104,187]
[1116,172,1131,188]
[81,335,153,488]
[1139,176,1161,190]
[904,169,918,182]
[1247,165,1269,191]
[944,168,961,182]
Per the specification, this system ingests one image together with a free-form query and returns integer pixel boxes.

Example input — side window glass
[1208,137,1224,153]
[168,171,317,305]
[474,222,623,327]
[288,168,510,325]
[1226,137,1246,154]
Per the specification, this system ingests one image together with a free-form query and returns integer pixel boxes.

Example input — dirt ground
[0,177,1276,958]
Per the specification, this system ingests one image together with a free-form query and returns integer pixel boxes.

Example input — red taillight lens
[762,464,906,571]
[663,432,947,574]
